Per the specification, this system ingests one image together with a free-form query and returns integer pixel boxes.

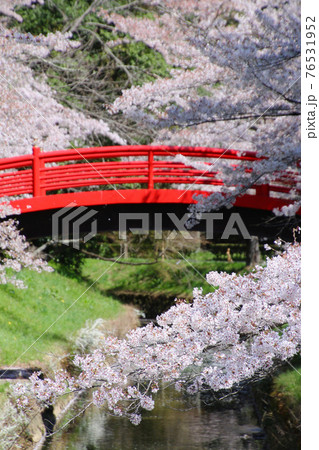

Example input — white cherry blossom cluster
[0,215,53,288]
[99,9,208,68]
[15,243,300,424]
[0,25,126,158]
[0,200,52,287]
[1,28,81,53]
[0,0,43,23]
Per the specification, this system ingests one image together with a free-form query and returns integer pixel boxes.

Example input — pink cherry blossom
[15,243,300,424]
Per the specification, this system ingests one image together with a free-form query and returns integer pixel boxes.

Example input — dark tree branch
[175,110,301,129]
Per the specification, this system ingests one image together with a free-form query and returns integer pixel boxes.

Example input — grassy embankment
[273,367,301,409]
[0,265,122,366]
[271,364,301,440]
[81,254,246,317]
[252,361,301,448]
[0,252,245,366]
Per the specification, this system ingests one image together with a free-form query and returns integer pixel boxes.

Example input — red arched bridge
[0,145,300,240]
[0,145,299,213]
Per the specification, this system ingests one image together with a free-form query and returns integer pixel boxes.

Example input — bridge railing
[0,145,299,201]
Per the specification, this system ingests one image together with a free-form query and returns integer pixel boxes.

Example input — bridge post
[255,185,270,197]
[148,150,154,189]
[32,146,44,196]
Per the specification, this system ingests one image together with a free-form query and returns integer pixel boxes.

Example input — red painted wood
[148,150,154,189]
[0,145,300,215]
[32,146,42,196]
[8,189,295,214]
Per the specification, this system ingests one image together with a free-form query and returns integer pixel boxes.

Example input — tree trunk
[246,236,261,266]
[161,240,165,260]
[193,231,201,252]
[121,241,129,258]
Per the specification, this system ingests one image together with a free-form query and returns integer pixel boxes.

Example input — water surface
[46,388,265,449]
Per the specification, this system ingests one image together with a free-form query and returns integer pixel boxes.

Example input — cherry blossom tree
[15,241,301,425]
[0,0,300,210]
[103,0,301,214]
[0,1,125,285]
[0,2,126,159]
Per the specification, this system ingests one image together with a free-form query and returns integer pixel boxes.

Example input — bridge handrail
[0,145,300,200]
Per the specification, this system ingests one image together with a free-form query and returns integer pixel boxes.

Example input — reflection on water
[47,388,265,450]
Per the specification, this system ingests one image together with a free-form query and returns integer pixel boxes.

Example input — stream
[44,386,266,449]
[41,296,268,450]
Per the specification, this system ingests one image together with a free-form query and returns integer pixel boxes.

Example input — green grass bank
[81,254,246,317]
[0,253,245,365]
[0,265,123,366]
